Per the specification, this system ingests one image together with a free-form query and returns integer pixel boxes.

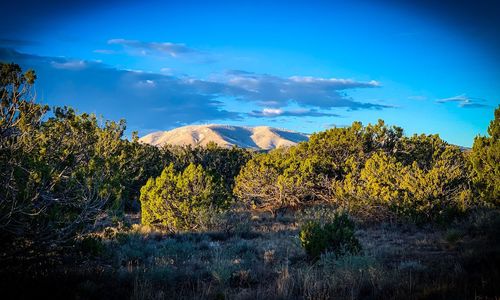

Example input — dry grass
[1,208,499,299]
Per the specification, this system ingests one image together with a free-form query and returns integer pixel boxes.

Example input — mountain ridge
[139,124,309,150]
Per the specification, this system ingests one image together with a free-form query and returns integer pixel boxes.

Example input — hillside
[139,124,309,150]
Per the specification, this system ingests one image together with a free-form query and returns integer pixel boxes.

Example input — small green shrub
[299,212,361,259]
[78,235,106,256]
[140,163,230,231]
[445,229,463,244]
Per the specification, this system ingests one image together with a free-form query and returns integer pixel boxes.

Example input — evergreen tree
[140,163,230,231]
[470,105,500,205]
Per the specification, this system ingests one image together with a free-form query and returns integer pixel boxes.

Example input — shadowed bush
[299,212,361,259]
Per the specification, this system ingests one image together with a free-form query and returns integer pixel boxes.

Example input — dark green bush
[77,235,106,256]
[299,212,361,259]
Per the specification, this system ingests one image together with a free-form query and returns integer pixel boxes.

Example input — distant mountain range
[139,124,309,150]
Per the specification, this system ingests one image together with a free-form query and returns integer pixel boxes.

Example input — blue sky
[1,0,499,146]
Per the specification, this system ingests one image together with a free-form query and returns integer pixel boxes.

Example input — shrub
[199,208,253,237]
[0,63,124,256]
[77,235,106,256]
[470,105,500,205]
[299,212,361,259]
[162,142,253,198]
[335,143,473,223]
[233,149,307,216]
[140,163,230,231]
[233,120,405,216]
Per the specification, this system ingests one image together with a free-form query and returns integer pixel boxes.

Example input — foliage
[0,63,251,258]
[470,105,500,205]
[140,163,231,231]
[233,148,313,216]
[162,142,252,196]
[297,120,403,180]
[76,235,106,256]
[0,63,166,257]
[235,118,476,223]
[0,63,116,252]
[116,133,167,211]
[232,120,403,214]
[299,211,361,259]
[335,141,473,222]
[234,120,404,206]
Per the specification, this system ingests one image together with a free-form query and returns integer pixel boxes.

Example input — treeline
[1,63,498,259]
[143,114,499,230]
[235,122,473,222]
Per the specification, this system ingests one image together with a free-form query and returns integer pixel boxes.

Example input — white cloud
[436,94,488,108]
[261,108,283,116]
[1,48,390,134]
[0,48,240,131]
[221,70,386,109]
[136,79,156,88]
[93,49,115,54]
[160,67,172,73]
[436,94,469,103]
[289,76,381,87]
[249,108,340,118]
[107,39,210,61]
[51,60,86,70]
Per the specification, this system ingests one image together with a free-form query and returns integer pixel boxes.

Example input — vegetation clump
[140,163,230,231]
[0,63,128,253]
[470,105,500,205]
[335,143,473,223]
[235,118,479,223]
[299,212,361,259]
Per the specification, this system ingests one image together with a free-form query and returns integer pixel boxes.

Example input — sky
[0,0,499,146]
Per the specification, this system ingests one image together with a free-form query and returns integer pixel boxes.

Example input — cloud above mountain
[0,48,239,131]
[221,70,385,109]
[248,108,339,118]
[0,48,390,133]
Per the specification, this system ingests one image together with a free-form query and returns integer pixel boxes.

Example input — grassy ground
[1,208,499,299]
